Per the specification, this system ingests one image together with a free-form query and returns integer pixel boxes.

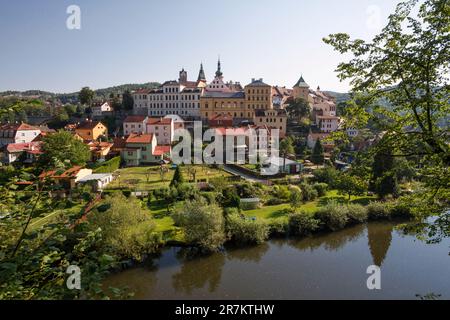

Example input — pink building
[146,117,174,145]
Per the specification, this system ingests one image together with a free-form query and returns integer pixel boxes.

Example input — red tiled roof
[153,145,171,156]
[6,141,42,153]
[147,117,172,125]
[39,166,83,179]
[126,133,154,144]
[124,115,147,123]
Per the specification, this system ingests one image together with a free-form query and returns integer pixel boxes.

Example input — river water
[104,221,450,299]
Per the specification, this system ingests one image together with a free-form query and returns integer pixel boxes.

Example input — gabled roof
[126,133,154,144]
[153,145,171,156]
[147,117,172,125]
[76,121,104,130]
[6,141,42,153]
[245,78,270,87]
[39,166,84,179]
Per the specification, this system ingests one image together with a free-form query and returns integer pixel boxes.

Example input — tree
[159,165,169,182]
[173,197,225,252]
[286,97,310,122]
[311,139,324,165]
[279,137,295,173]
[122,90,134,111]
[187,166,198,182]
[170,166,184,187]
[324,0,449,239]
[79,87,95,106]
[289,186,303,209]
[371,141,399,198]
[89,194,159,260]
[39,130,91,168]
[336,174,368,201]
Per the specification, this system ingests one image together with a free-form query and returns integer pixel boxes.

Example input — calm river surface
[104,222,450,299]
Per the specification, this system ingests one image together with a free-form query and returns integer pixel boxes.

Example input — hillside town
[0,59,368,184]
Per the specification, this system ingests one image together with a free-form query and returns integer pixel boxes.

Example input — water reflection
[226,243,270,263]
[367,222,394,266]
[287,224,366,252]
[172,248,225,294]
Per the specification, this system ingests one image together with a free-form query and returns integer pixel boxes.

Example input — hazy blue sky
[0,0,401,93]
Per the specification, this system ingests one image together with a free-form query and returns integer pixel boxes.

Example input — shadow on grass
[318,196,374,207]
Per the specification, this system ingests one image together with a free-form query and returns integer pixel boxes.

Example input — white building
[77,173,114,191]
[92,102,112,117]
[133,65,207,119]
[146,117,174,145]
[0,123,41,147]
[123,115,148,136]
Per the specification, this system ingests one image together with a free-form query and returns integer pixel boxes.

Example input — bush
[288,211,320,236]
[272,185,291,200]
[388,200,413,218]
[265,197,285,206]
[312,167,339,188]
[176,183,198,201]
[300,183,318,202]
[315,202,349,231]
[268,219,289,236]
[346,204,368,223]
[93,156,121,173]
[313,183,328,197]
[366,202,391,220]
[226,213,269,245]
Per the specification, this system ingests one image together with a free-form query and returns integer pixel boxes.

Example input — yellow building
[75,121,108,141]
[200,91,248,120]
[245,78,272,111]
[292,75,311,102]
[253,109,288,137]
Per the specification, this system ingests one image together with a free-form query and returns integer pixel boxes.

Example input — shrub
[312,167,339,188]
[93,156,121,173]
[300,183,318,202]
[268,219,289,236]
[288,211,320,236]
[173,198,225,252]
[315,202,349,231]
[272,185,291,200]
[176,183,198,201]
[346,204,368,223]
[313,183,328,197]
[388,200,413,218]
[226,213,269,245]
[367,202,391,220]
[265,197,285,206]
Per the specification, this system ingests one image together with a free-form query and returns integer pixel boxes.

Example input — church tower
[179,68,187,83]
[197,63,206,82]
[293,75,310,101]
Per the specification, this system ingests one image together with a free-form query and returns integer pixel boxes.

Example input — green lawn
[243,190,376,223]
[106,165,232,191]
[28,203,85,231]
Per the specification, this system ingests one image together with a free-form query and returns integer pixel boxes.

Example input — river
[104,221,450,299]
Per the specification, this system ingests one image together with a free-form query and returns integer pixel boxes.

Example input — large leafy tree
[78,87,95,106]
[286,97,310,122]
[336,173,368,201]
[324,0,449,239]
[39,130,91,169]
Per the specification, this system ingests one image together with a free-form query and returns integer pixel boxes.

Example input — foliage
[346,204,369,223]
[299,182,318,202]
[315,201,349,231]
[121,90,134,111]
[286,97,310,122]
[288,211,320,236]
[38,130,91,169]
[93,156,121,173]
[324,0,450,241]
[335,173,368,201]
[311,139,324,165]
[313,183,328,197]
[89,194,160,260]
[220,187,241,208]
[173,197,225,252]
[289,185,303,209]
[366,202,391,220]
[226,213,269,245]
[312,167,340,188]
[79,87,95,106]
[170,166,185,187]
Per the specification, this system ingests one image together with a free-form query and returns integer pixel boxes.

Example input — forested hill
[0,82,161,103]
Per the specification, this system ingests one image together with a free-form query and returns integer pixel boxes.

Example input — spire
[197,62,206,82]
[294,74,309,88]
[215,57,223,78]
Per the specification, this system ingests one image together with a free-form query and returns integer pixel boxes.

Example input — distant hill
[0,82,161,104]
[323,91,351,104]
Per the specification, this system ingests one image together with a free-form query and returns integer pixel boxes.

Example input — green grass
[105,165,232,191]
[28,203,85,231]
[243,190,376,223]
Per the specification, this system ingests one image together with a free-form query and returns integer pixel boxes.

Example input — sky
[0,0,401,93]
